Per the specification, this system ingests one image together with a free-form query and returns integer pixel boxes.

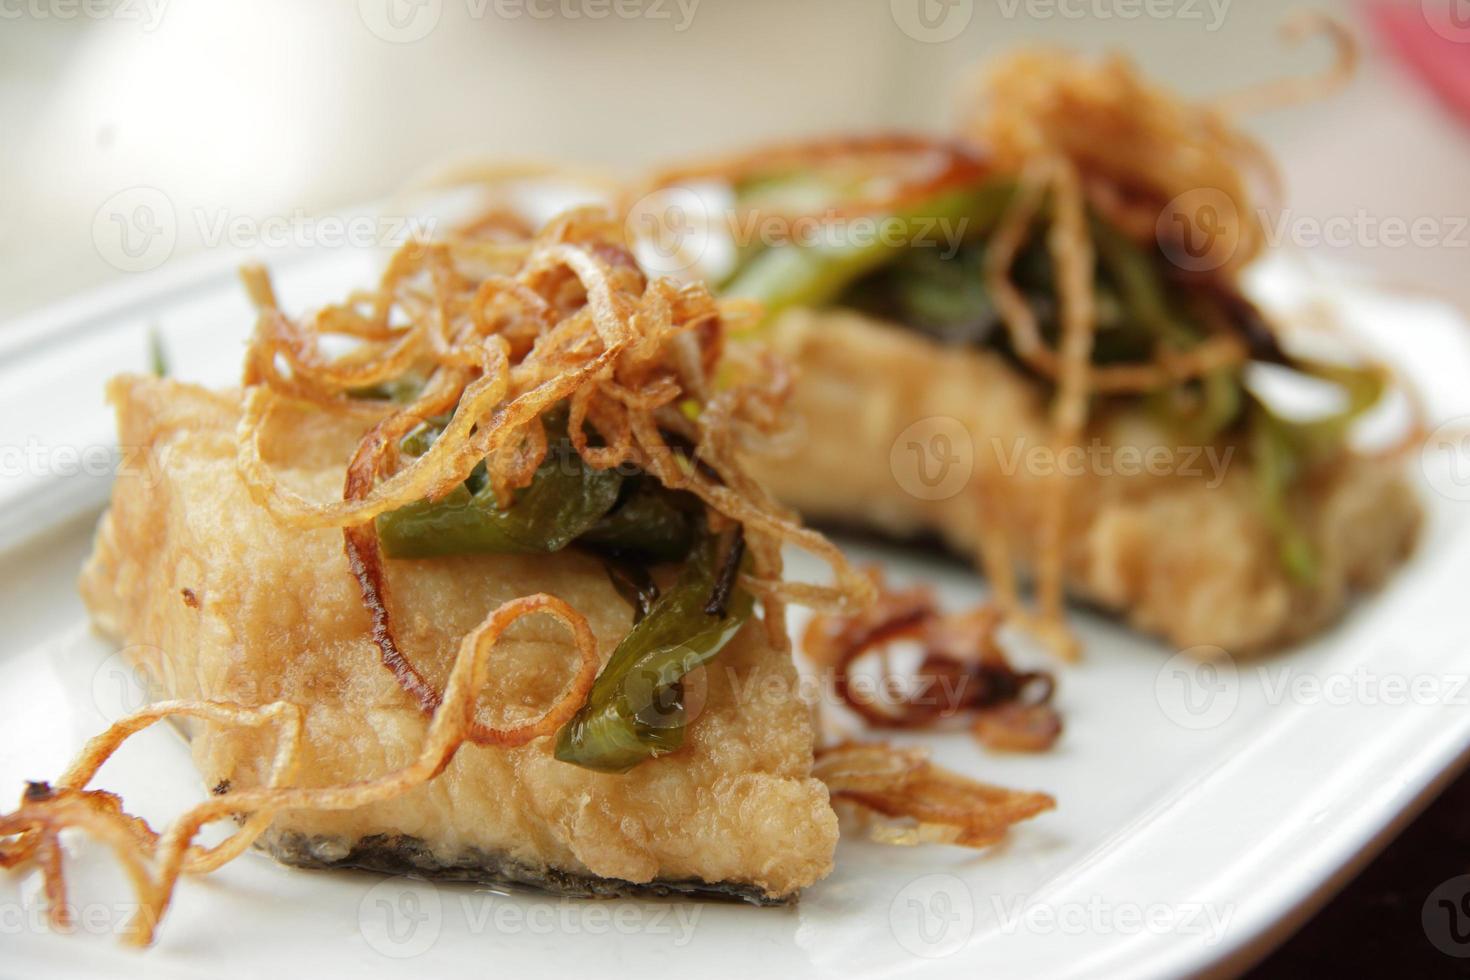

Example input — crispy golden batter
[751,309,1420,654]
[80,375,837,899]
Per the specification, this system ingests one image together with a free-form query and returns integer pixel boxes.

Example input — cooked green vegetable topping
[148,329,169,378]
[1249,361,1386,584]
[376,413,701,563]
[1251,407,1317,584]
[376,437,623,559]
[602,558,660,624]
[347,376,426,404]
[722,182,1017,323]
[580,478,697,562]
[375,403,748,772]
[555,528,753,773]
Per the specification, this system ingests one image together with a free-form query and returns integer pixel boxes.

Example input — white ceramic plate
[2,242,1469,980]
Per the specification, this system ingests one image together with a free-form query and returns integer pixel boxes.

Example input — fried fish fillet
[750,309,1420,654]
[79,375,838,902]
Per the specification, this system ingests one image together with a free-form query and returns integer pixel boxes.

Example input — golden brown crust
[80,375,838,899]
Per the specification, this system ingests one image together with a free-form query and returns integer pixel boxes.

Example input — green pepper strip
[579,480,696,562]
[555,530,754,773]
[375,440,623,558]
[1250,360,1387,585]
[148,329,169,378]
[1251,406,1318,584]
[346,376,426,404]
[1281,360,1387,452]
[722,181,1018,324]
[1089,216,1200,349]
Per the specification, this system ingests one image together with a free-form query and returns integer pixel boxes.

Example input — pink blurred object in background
[1370,1,1470,127]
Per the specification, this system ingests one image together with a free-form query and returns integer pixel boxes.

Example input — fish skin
[266,831,787,905]
[80,375,838,901]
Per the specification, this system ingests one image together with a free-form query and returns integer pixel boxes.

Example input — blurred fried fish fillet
[641,34,1420,655]
[751,308,1419,653]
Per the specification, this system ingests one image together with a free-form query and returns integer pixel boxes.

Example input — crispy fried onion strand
[0,593,597,947]
[969,44,1278,276]
[1209,12,1359,119]
[637,134,991,224]
[813,742,1055,848]
[236,210,874,723]
[804,571,1060,752]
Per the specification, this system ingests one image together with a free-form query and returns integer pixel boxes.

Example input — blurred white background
[1,0,1467,322]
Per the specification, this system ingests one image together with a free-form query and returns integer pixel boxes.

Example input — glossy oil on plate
[2,238,1469,979]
